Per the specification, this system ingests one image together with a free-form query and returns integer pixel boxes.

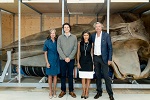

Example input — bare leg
[81,78,86,96]
[85,79,91,97]
[48,76,53,96]
[53,76,57,96]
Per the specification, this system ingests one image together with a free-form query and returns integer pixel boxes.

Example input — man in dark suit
[91,22,114,100]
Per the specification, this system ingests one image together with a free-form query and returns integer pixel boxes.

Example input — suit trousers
[60,59,75,92]
[93,55,113,96]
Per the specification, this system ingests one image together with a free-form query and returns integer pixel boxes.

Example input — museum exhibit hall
[0,0,149,90]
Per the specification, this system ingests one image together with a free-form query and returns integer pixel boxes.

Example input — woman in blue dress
[43,29,60,99]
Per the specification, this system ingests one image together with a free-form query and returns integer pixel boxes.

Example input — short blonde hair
[49,29,56,33]
[93,22,104,28]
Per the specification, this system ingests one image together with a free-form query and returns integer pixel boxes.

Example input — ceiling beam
[64,0,69,15]
[21,1,42,15]
[97,0,107,15]
[140,8,150,15]
[129,3,150,13]
[0,8,15,15]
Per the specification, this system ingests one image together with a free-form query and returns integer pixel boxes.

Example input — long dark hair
[62,23,71,32]
[81,30,91,43]
[47,29,58,40]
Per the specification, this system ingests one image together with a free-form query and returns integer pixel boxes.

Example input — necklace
[84,42,89,56]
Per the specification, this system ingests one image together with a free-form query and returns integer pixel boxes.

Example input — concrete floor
[0,87,150,100]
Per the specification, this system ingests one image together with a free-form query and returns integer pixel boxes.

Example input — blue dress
[43,39,60,76]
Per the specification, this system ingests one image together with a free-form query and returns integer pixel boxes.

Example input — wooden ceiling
[0,0,149,15]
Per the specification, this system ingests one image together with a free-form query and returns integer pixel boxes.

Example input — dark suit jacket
[91,31,112,64]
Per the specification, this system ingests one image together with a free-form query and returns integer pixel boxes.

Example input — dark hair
[47,29,58,40]
[81,30,91,43]
[62,23,71,32]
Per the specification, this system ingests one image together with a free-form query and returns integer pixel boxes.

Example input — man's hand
[65,57,70,63]
[108,61,112,66]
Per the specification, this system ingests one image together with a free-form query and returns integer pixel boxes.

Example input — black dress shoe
[94,93,102,99]
[109,96,114,100]
[84,96,88,99]
[81,95,84,98]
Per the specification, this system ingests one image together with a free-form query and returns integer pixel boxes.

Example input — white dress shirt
[94,31,102,55]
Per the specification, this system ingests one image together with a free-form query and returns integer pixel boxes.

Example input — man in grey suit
[91,22,114,100]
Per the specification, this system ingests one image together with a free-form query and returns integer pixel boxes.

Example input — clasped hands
[65,57,70,63]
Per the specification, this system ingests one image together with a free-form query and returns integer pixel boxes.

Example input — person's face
[83,33,89,41]
[50,30,56,39]
[64,25,70,33]
[95,23,102,32]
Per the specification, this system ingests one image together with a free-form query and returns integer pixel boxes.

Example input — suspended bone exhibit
[1,13,150,80]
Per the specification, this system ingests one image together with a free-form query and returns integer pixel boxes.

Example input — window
[67,0,104,3]
[22,0,59,3]
[0,0,14,3]
[111,0,149,2]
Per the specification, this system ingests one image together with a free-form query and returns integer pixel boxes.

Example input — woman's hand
[46,63,50,68]
[77,63,81,69]
[93,65,95,74]
[93,65,95,70]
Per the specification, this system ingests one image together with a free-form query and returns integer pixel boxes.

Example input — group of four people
[43,22,114,100]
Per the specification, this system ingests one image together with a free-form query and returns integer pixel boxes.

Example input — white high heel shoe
[53,94,57,98]
[49,95,53,99]
[49,93,53,99]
